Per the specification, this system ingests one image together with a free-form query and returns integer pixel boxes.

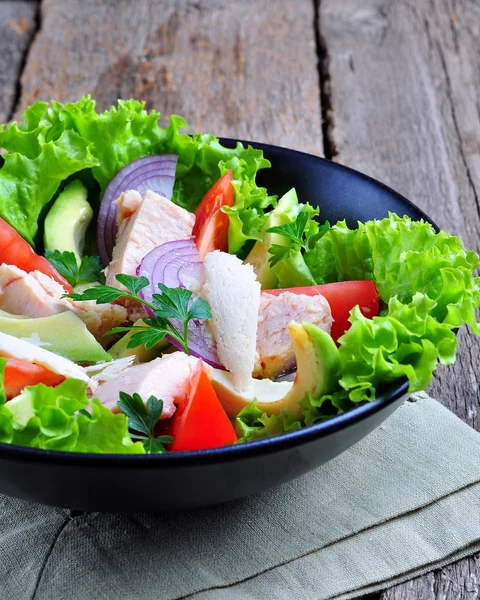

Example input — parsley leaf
[127,328,170,350]
[117,392,172,454]
[45,250,104,287]
[115,274,150,295]
[267,213,331,267]
[66,286,125,304]
[66,274,212,355]
[267,211,309,246]
[152,284,212,323]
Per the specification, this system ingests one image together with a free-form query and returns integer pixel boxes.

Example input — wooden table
[2,0,479,597]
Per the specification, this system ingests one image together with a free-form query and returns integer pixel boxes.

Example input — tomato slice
[264,280,379,343]
[0,218,73,293]
[2,358,65,400]
[193,171,234,259]
[170,363,237,451]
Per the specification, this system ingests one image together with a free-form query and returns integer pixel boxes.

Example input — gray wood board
[16,0,323,155]
[0,1,38,123]
[320,0,480,598]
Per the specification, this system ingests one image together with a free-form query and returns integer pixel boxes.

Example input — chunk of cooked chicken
[254,291,332,378]
[0,264,127,345]
[203,251,261,391]
[0,264,65,317]
[105,189,195,289]
[95,352,200,418]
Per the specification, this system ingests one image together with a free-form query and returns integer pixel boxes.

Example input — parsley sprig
[117,392,173,453]
[267,212,330,266]
[64,274,212,354]
[46,249,105,287]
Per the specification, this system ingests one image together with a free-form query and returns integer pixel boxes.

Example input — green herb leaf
[115,274,150,295]
[117,392,172,454]
[65,286,125,304]
[45,250,104,287]
[65,274,212,354]
[188,296,213,321]
[267,211,309,246]
[127,329,168,350]
[267,212,313,267]
[153,284,193,320]
[267,244,291,267]
[78,256,105,284]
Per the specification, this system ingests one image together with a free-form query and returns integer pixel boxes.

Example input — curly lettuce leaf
[336,296,458,403]
[0,358,6,405]
[306,214,480,330]
[304,220,374,284]
[0,97,272,254]
[364,214,480,332]
[0,129,99,244]
[235,400,302,442]
[0,378,144,454]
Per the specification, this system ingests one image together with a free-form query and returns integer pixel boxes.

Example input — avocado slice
[44,180,93,265]
[244,188,302,289]
[208,321,341,418]
[0,310,111,364]
[108,319,170,363]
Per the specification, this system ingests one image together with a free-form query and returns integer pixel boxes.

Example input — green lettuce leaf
[0,97,272,254]
[0,129,98,244]
[271,250,317,288]
[304,220,374,284]
[335,296,458,403]
[235,400,302,442]
[364,214,480,332]
[0,358,6,405]
[0,379,144,454]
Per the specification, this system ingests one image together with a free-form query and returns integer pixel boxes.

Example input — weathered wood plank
[320,0,480,424]
[0,1,38,123]
[320,1,480,598]
[16,0,323,155]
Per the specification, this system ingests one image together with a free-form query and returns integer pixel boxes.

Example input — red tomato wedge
[193,171,234,259]
[0,217,73,293]
[264,280,379,343]
[2,358,65,400]
[170,363,237,452]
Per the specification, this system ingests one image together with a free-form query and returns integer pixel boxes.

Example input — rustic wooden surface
[0,1,37,122]
[1,0,479,597]
[321,1,480,598]
[16,0,323,156]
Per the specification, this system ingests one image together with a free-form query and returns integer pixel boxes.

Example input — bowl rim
[0,140,437,467]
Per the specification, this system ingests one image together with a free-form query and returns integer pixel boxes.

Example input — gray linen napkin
[0,392,479,600]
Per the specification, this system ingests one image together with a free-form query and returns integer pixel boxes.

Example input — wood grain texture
[0,1,38,123]
[319,1,480,598]
[16,0,323,155]
[320,0,480,423]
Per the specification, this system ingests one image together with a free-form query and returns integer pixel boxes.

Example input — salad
[0,97,478,455]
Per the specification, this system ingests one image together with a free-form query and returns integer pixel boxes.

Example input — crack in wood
[7,0,42,122]
[436,40,480,222]
[313,0,338,160]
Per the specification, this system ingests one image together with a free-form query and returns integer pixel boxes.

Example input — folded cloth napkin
[1,392,479,600]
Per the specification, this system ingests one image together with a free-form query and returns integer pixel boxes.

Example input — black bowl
[0,141,435,511]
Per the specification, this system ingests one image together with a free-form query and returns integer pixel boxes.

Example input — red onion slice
[137,240,223,369]
[97,154,178,266]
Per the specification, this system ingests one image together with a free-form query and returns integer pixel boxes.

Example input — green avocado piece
[0,309,28,320]
[108,319,170,363]
[0,310,111,364]
[44,180,93,266]
[209,321,341,418]
[244,188,302,289]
